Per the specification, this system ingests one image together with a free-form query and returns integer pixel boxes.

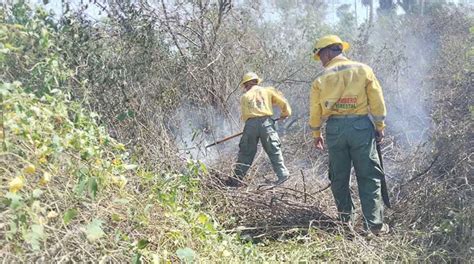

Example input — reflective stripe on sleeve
[310,125,321,131]
[372,115,385,122]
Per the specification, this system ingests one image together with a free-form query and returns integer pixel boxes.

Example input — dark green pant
[326,115,384,229]
[234,117,289,180]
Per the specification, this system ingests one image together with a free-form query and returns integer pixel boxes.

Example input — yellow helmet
[312,35,350,61]
[240,72,262,86]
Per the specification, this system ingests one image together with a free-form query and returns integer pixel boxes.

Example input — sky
[325,0,474,24]
[28,0,474,25]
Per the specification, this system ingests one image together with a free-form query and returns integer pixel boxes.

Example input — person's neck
[245,85,256,92]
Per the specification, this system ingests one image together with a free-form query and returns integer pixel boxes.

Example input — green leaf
[0,82,13,96]
[76,178,87,195]
[32,189,43,198]
[204,222,216,233]
[5,192,22,209]
[132,253,142,264]
[199,161,208,174]
[116,112,128,121]
[116,109,135,121]
[63,208,78,225]
[111,213,121,222]
[137,239,149,249]
[6,221,18,239]
[197,213,209,225]
[88,177,98,199]
[176,247,196,263]
[32,225,44,236]
[85,218,105,242]
[75,172,88,196]
[24,224,45,251]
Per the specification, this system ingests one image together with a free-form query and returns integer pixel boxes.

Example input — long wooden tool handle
[205,131,243,148]
[205,116,284,148]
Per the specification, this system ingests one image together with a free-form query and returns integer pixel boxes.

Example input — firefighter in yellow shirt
[227,72,292,187]
[310,35,389,235]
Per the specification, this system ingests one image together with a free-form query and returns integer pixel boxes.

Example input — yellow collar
[324,55,349,68]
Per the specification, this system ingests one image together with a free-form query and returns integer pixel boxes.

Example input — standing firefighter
[309,35,389,235]
[227,72,292,187]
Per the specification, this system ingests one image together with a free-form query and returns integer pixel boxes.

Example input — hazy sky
[28,0,474,24]
[325,0,473,24]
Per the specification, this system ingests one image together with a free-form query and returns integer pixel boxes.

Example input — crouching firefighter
[309,35,390,235]
[226,72,292,187]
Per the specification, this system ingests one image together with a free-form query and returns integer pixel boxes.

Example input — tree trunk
[379,0,395,10]
[355,0,358,26]
[370,0,374,25]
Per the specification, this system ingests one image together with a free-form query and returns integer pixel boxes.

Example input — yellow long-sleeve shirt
[241,85,292,121]
[310,56,386,137]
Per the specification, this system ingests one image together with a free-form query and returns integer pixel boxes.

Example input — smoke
[368,17,436,147]
[173,103,241,164]
[171,1,440,172]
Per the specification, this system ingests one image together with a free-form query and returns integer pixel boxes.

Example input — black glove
[375,130,384,144]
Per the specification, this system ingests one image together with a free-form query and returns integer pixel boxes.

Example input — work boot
[369,223,390,236]
[274,176,289,185]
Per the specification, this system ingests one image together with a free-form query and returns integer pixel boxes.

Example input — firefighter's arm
[309,81,322,138]
[366,69,387,131]
[270,88,292,118]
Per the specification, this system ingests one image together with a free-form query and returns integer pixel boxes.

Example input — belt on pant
[246,116,273,123]
[247,116,271,120]
[328,114,368,119]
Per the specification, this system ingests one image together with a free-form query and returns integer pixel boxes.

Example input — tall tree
[379,0,395,10]
[362,0,375,25]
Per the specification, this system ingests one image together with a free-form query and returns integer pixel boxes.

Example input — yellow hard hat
[312,35,350,61]
[240,72,262,86]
